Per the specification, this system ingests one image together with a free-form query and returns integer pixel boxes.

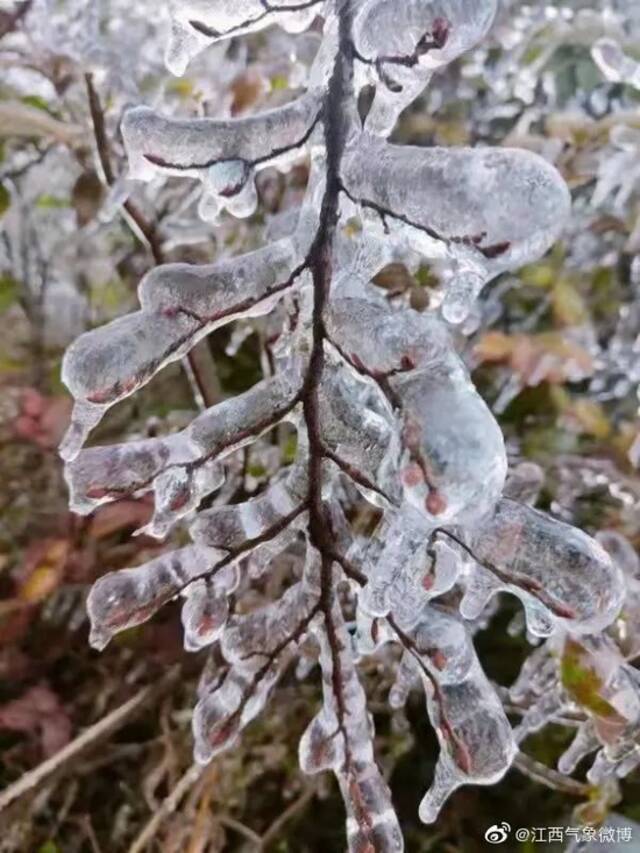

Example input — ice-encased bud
[353,0,498,135]
[411,604,476,685]
[394,359,507,525]
[181,565,238,651]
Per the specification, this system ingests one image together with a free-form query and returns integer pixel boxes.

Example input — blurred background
[1,0,640,850]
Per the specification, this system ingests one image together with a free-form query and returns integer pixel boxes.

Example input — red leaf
[0,684,72,757]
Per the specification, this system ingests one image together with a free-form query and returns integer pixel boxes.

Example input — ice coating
[58,0,629,844]
[325,296,507,522]
[360,506,462,628]
[319,358,401,505]
[191,474,308,551]
[408,604,477,686]
[166,0,326,75]
[385,604,515,824]
[341,136,571,323]
[592,38,640,89]
[138,239,302,316]
[299,603,404,851]
[65,369,303,533]
[60,240,306,459]
[193,579,318,764]
[467,500,625,635]
[122,93,322,221]
[353,0,498,135]
[325,296,451,375]
[181,567,238,651]
[418,657,516,823]
[87,545,225,650]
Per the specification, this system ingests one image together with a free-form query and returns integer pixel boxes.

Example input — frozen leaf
[166,0,327,75]
[341,137,571,323]
[466,500,625,635]
[87,545,226,650]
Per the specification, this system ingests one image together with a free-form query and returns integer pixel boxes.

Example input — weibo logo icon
[484,822,511,844]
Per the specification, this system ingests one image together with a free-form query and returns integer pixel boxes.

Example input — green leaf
[0,182,10,216]
[561,640,621,719]
[282,433,298,464]
[20,94,54,114]
[270,74,289,91]
[0,274,19,313]
[35,194,69,209]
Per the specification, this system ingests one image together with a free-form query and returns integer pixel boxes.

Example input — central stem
[303,0,354,552]
[301,0,355,749]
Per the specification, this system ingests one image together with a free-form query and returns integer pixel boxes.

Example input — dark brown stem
[0,0,32,39]
[83,72,219,408]
[295,0,357,775]
[322,445,393,504]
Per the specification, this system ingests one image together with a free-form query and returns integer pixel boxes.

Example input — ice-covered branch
[123,93,323,221]
[352,0,498,135]
[340,136,571,323]
[166,0,327,75]
[62,0,629,847]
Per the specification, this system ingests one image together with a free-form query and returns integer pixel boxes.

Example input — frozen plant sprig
[60,0,626,847]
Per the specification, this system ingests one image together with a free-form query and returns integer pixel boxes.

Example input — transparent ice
[58,0,630,848]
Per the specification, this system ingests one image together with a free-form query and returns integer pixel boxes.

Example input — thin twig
[84,72,162,260]
[0,668,180,814]
[513,751,589,797]
[127,763,203,853]
[83,72,220,409]
[218,816,262,846]
[258,783,317,850]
